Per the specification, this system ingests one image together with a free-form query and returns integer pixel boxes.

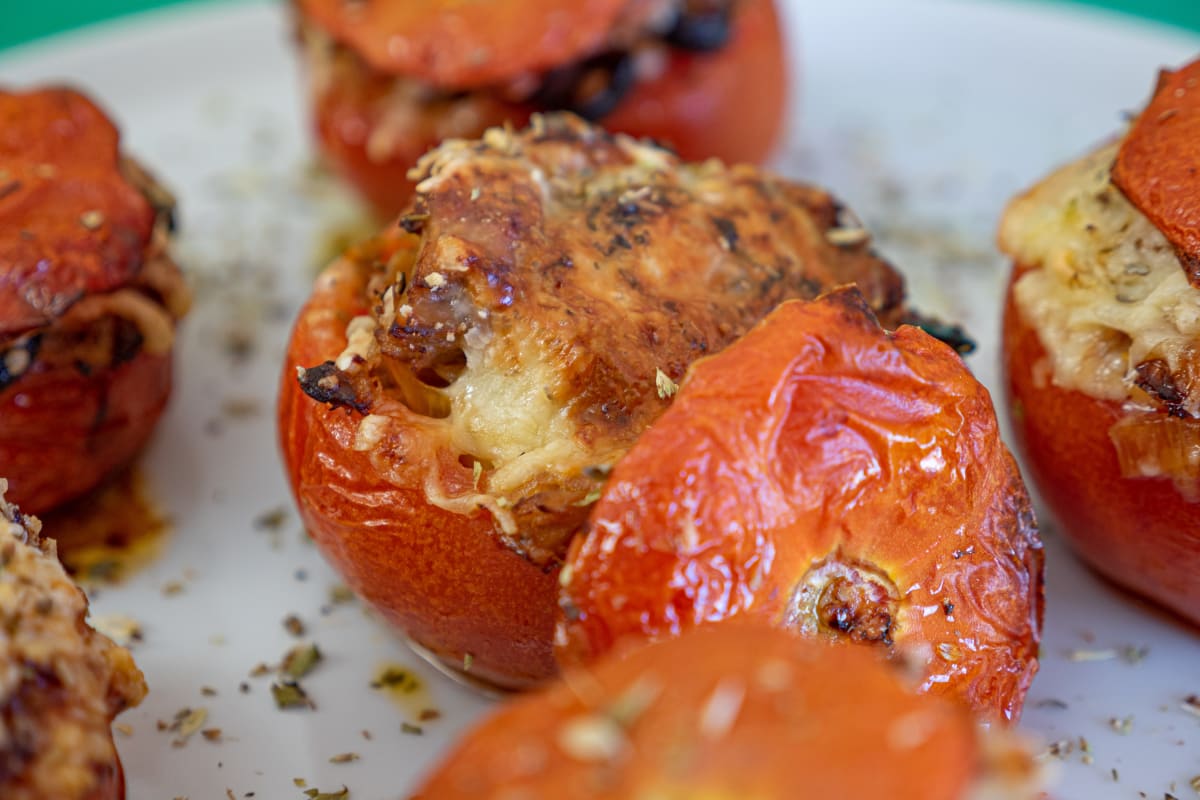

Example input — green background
[2,0,1199,52]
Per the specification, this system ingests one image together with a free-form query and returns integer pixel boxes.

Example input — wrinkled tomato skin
[1002,267,1200,625]
[557,291,1043,723]
[416,624,992,800]
[0,351,171,516]
[309,0,788,219]
[277,254,558,690]
[0,87,175,516]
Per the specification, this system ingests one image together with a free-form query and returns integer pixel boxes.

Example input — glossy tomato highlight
[558,289,1043,722]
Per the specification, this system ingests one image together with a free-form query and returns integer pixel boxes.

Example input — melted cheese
[0,481,146,799]
[1000,142,1200,416]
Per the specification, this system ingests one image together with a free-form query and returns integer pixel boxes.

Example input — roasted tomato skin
[415,623,1041,800]
[305,0,787,218]
[277,251,559,690]
[0,351,171,515]
[0,87,185,515]
[1002,269,1200,624]
[557,290,1043,722]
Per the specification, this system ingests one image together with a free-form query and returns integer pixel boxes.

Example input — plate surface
[1,2,1199,798]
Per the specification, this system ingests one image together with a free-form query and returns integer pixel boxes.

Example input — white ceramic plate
[2,1,1199,797]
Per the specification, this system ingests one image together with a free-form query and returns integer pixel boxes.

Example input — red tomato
[0,88,183,514]
[415,623,1043,799]
[276,239,560,690]
[302,0,788,218]
[1002,271,1200,625]
[296,0,627,89]
[1112,58,1200,287]
[0,349,173,515]
[557,290,1044,723]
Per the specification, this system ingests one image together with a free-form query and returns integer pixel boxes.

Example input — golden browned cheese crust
[0,481,146,800]
[305,113,919,567]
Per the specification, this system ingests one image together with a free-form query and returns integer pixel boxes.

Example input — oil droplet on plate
[46,466,169,586]
[370,662,442,726]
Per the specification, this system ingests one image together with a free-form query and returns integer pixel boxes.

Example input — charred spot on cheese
[308,113,938,567]
[1001,141,1200,420]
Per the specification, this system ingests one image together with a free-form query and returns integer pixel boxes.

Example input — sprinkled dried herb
[272,680,314,710]
[370,667,419,693]
[164,707,208,747]
[254,507,289,531]
[303,787,349,800]
[282,644,324,679]
[283,614,306,637]
[1108,716,1133,735]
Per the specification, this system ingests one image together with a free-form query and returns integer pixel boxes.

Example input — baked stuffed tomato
[0,87,190,515]
[278,113,959,690]
[557,289,1042,723]
[0,481,148,800]
[1000,59,1200,625]
[293,0,788,217]
[414,623,1044,799]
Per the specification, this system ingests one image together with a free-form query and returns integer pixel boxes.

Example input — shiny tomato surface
[277,244,559,690]
[416,624,1039,799]
[0,88,176,514]
[558,290,1043,722]
[1002,272,1200,625]
[306,0,788,218]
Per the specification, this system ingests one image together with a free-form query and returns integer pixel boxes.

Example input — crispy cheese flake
[655,368,678,399]
[90,613,143,647]
[825,227,869,247]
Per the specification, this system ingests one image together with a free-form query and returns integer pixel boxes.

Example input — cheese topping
[1000,141,1200,417]
[318,114,924,566]
[0,481,146,799]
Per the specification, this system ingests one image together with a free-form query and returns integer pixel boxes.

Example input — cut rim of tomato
[1113,58,1200,288]
[296,0,628,89]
